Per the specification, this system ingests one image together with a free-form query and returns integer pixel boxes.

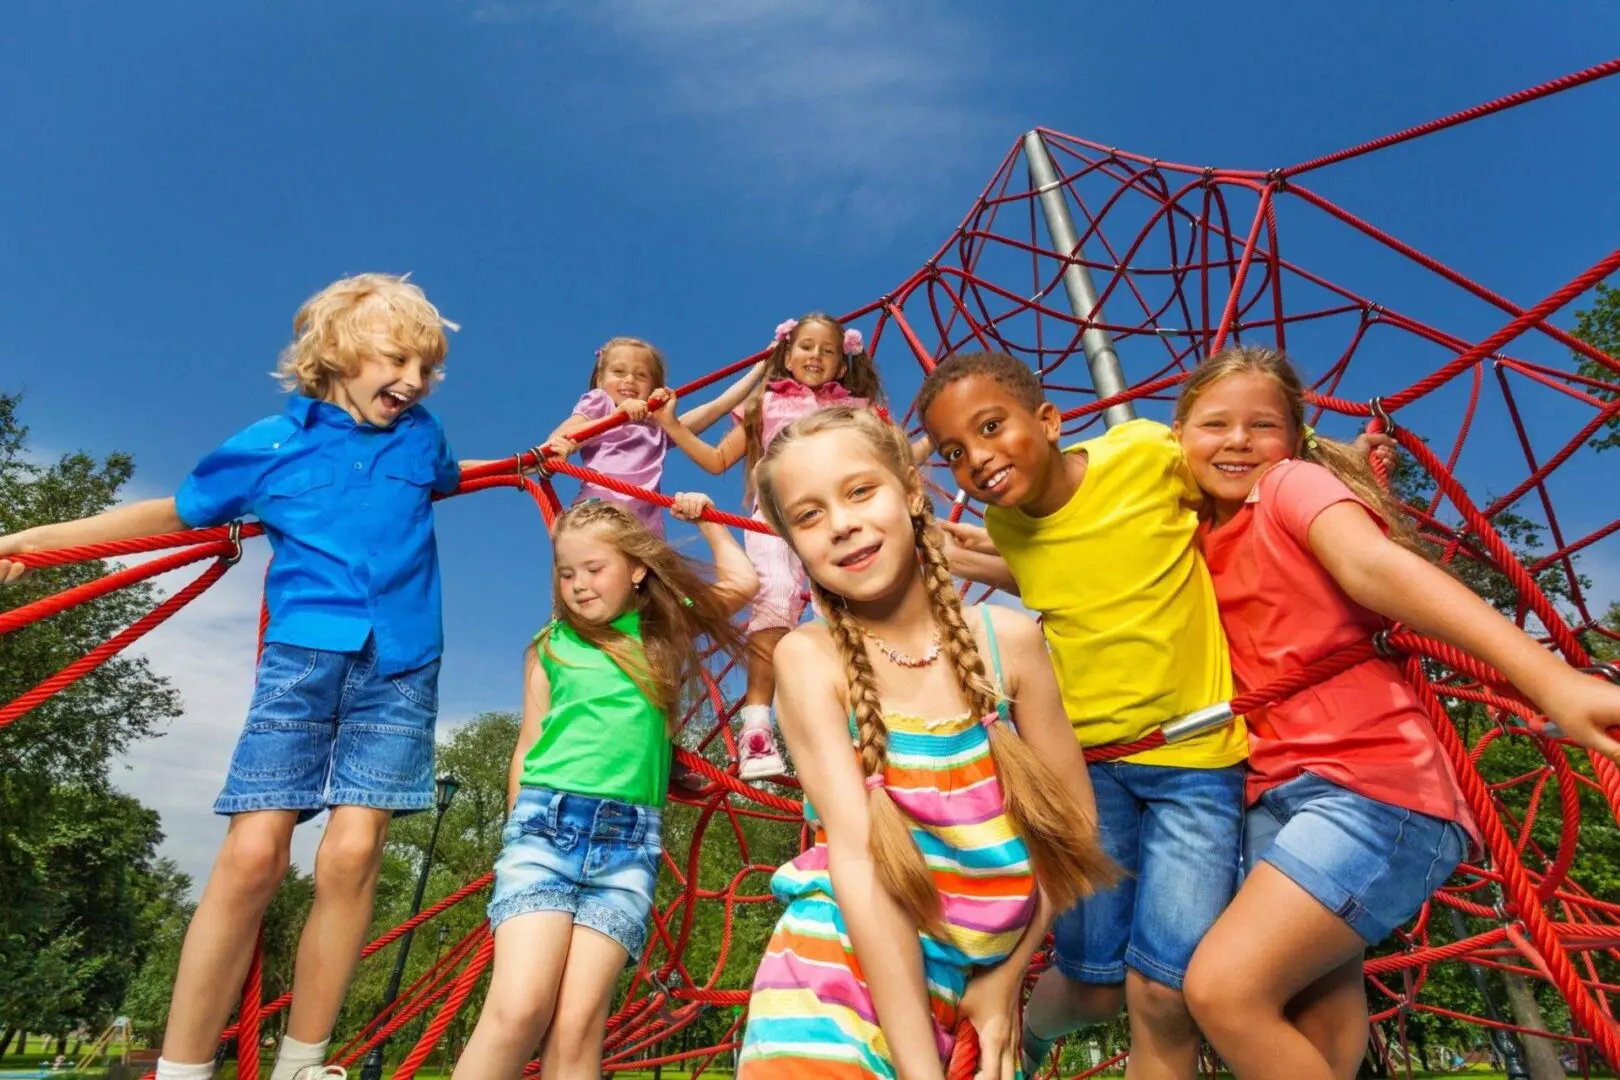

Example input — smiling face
[766,428,922,606]
[594,345,660,405]
[1174,370,1299,522]
[922,372,1065,512]
[326,329,438,428]
[554,524,646,623]
[783,319,846,390]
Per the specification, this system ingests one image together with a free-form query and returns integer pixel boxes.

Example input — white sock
[738,704,773,730]
[268,1036,330,1080]
[155,1060,214,1080]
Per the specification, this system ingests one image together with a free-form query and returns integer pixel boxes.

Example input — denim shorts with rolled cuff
[1244,771,1467,945]
[488,786,664,960]
[214,638,440,823]
[1050,760,1245,991]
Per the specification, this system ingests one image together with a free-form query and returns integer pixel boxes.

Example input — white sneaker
[737,721,787,780]
[290,1067,346,1080]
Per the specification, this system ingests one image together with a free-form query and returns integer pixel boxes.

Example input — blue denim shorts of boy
[1244,771,1467,946]
[1051,761,1245,990]
[488,786,664,959]
[214,638,440,822]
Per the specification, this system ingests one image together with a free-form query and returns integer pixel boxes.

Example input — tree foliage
[0,393,186,1043]
[1571,280,1620,453]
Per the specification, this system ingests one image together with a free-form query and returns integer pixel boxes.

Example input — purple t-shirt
[574,389,670,534]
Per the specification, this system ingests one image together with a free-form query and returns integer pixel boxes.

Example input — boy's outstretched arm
[0,497,187,584]
[678,361,768,435]
[938,520,1021,596]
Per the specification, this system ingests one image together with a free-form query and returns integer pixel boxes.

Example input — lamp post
[360,773,459,1080]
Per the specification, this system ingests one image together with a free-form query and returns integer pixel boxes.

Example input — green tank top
[520,611,671,808]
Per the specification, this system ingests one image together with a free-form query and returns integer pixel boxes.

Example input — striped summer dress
[738,613,1036,1078]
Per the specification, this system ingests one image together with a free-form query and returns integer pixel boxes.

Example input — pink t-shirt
[733,379,871,455]
[573,389,670,535]
[1199,460,1476,838]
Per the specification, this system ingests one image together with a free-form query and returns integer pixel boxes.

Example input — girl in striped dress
[739,406,1116,1080]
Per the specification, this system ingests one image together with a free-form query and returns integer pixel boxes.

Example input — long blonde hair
[739,313,887,506]
[756,406,1116,934]
[1174,346,1422,551]
[541,501,747,732]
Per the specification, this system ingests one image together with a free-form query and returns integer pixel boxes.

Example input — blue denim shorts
[215,639,440,822]
[1244,772,1467,945]
[488,786,664,959]
[1052,761,1245,990]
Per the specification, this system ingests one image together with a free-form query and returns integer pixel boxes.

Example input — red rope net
[5,60,1620,1079]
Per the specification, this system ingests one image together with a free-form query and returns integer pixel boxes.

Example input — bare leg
[162,811,298,1063]
[1289,957,1370,1080]
[743,628,787,707]
[1183,864,1366,1080]
[1021,970,1123,1073]
[539,926,631,1080]
[452,913,575,1080]
[1121,970,1200,1080]
[284,806,393,1043]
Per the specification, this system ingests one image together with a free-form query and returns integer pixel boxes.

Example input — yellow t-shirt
[985,418,1247,768]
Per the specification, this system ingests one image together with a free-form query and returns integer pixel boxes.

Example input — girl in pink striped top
[657,314,927,781]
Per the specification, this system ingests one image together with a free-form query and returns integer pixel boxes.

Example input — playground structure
[3,57,1620,1080]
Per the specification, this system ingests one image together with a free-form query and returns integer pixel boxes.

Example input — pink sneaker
[737,719,787,780]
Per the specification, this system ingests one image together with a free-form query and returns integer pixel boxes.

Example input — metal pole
[1022,130,1136,428]
[1445,906,1531,1079]
[360,803,449,1080]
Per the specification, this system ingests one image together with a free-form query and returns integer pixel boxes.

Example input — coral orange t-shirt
[1199,460,1476,837]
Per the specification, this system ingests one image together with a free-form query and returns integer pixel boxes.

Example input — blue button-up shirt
[175,396,460,675]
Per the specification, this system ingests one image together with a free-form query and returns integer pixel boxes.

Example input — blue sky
[6,1,1620,881]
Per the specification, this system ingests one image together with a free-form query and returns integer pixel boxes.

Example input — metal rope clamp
[223,520,244,566]
[1160,701,1236,743]
[1584,662,1620,685]
[1369,395,1398,436]
[529,445,555,477]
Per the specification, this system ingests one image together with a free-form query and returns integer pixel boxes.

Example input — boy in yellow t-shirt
[918,351,1246,1080]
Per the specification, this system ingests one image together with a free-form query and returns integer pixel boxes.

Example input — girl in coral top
[1172,346,1620,1080]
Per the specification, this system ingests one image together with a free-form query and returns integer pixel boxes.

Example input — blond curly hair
[276,273,458,398]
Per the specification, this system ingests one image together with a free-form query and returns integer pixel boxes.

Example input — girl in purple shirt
[544,336,763,536]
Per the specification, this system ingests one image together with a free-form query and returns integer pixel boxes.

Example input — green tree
[0,786,171,1046]
[342,712,518,1051]
[1571,280,1620,453]
[121,862,195,1044]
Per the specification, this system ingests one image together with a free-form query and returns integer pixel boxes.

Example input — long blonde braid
[912,499,1119,911]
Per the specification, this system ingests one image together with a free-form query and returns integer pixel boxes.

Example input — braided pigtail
[818,582,945,937]
[914,503,1119,911]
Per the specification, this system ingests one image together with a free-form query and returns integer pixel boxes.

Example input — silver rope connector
[1161,701,1235,743]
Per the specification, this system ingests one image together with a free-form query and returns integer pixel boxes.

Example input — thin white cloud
[469,0,1016,237]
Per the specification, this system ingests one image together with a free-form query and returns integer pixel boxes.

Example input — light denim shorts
[215,639,439,822]
[1244,772,1467,945]
[1051,761,1245,990]
[488,786,664,959]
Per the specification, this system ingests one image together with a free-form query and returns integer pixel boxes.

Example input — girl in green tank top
[454,493,755,1080]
